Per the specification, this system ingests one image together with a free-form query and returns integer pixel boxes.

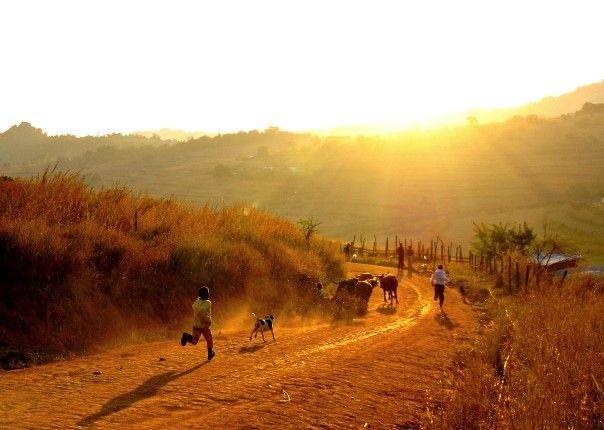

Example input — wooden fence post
[515,262,520,291]
[385,237,389,256]
[560,270,568,287]
[536,269,541,288]
[507,256,512,291]
[525,264,530,287]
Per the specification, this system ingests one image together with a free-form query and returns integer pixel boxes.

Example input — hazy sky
[1,0,603,135]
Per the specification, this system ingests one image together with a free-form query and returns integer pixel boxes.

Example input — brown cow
[377,274,399,304]
[334,277,377,304]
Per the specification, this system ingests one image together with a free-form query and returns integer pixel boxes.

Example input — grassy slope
[0,173,344,358]
[430,263,604,428]
[3,111,604,263]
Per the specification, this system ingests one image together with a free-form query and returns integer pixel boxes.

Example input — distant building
[532,253,582,273]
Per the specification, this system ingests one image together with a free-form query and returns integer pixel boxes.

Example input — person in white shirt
[430,265,450,311]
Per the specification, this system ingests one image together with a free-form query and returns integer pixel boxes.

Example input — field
[3,109,604,264]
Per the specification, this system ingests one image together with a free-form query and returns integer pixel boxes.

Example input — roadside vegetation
[428,223,604,428]
[0,172,344,365]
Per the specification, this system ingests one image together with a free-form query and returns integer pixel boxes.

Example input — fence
[341,235,469,265]
[341,235,563,290]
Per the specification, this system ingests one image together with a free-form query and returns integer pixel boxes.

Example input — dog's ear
[270,314,275,319]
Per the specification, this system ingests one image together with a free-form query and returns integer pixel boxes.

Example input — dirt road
[0,263,480,429]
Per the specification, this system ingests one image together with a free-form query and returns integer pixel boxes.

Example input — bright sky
[1,0,604,136]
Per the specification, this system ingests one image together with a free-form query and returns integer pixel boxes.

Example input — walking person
[396,243,405,270]
[406,244,415,277]
[181,286,216,360]
[430,265,450,311]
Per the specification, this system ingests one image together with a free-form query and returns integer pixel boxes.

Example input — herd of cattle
[334,273,399,305]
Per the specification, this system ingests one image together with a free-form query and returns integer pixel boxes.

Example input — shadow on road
[435,311,458,330]
[376,304,397,315]
[238,344,266,354]
[77,361,207,427]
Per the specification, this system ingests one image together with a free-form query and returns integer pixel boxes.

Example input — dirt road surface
[0,263,480,429]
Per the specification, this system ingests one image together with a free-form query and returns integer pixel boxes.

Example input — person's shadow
[435,311,458,330]
[77,361,207,427]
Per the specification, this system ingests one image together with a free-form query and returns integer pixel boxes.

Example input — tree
[472,222,536,258]
[297,217,321,240]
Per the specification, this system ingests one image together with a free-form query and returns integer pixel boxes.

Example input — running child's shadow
[435,311,458,330]
[77,361,207,427]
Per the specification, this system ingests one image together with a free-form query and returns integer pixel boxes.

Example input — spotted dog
[249,313,275,342]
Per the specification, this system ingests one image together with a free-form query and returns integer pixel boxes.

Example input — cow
[335,277,359,296]
[334,277,377,304]
[356,272,374,281]
[354,279,378,303]
[377,274,399,304]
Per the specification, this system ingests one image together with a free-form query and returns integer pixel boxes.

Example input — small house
[532,253,582,273]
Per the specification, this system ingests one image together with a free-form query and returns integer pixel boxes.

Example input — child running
[430,265,450,311]
[180,286,215,360]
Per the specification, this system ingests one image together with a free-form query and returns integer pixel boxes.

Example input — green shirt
[192,298,212,329]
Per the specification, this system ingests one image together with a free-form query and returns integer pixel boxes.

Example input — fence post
[515,262,520,291]
[560,270,568,287]
[536,269,541,287]
[507,256,512,291]
[525,264,530,287]
[385,237,389,256]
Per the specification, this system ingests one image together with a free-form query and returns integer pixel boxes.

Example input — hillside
[0,173,344,356]
[2,106,604,264]
[465,79,604,124]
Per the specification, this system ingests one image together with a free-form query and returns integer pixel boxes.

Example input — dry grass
[0,171,344,359]
[430,265,604,429]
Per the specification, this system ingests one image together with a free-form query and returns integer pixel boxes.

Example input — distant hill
[465,79,604,124]
[132,128,212,141]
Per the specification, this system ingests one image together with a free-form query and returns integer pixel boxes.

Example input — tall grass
[430,265,604,428]
[0,172,344,357]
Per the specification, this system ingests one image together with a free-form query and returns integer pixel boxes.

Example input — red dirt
[0,263,480,429]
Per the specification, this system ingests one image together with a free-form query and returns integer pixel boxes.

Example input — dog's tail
[251,312,258,320]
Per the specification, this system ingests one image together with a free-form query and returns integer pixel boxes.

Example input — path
[0,263,480,429]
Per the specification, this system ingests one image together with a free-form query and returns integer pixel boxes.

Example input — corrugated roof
[532,253,582,267]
